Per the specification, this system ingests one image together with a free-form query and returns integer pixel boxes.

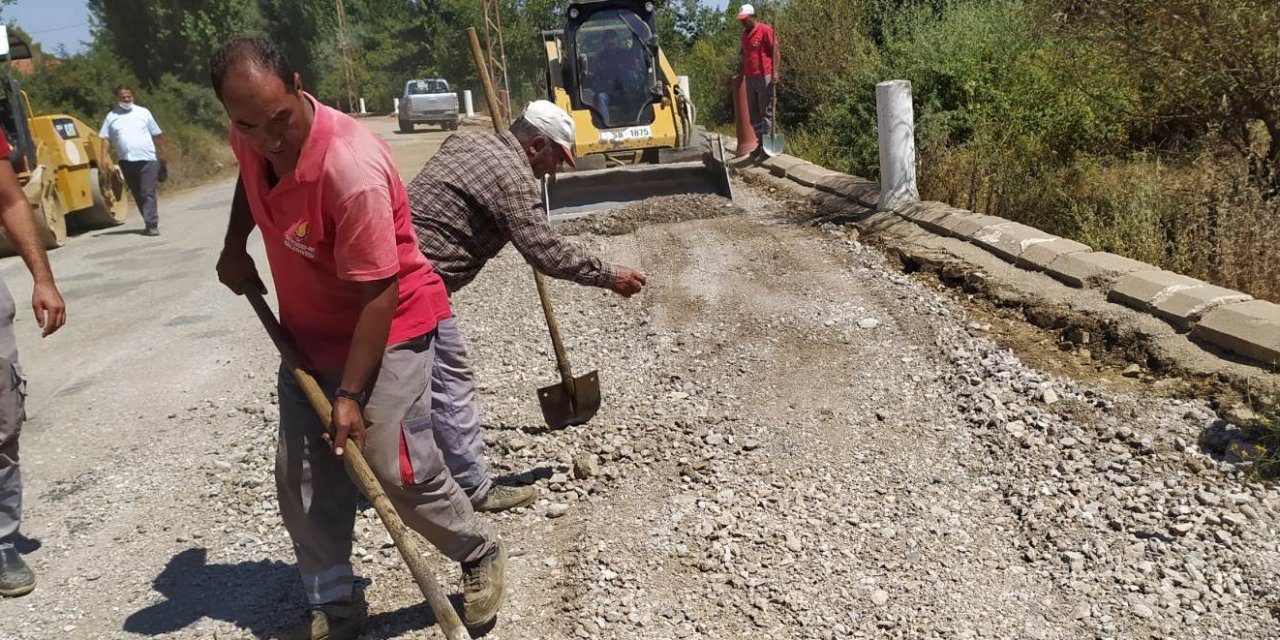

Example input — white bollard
[359,97,367,114]
[463,90,475,117]
[394,98,400,114]
[677,75,690,98]
[875,80,919,211]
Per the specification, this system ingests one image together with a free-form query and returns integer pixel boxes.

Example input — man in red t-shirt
[0,131,67,599]
[208,36,503,637]
[737,3,780,145]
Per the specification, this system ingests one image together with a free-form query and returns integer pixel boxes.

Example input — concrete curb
[730,152,1279,369]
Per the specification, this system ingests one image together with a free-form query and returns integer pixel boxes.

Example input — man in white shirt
[99,85,167,236]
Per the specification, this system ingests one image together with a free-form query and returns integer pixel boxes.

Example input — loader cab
[563,0,663,130]
[0,27,37,175]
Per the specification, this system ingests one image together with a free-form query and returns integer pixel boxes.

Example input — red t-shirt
[229,94,452,369]
[741,23,776,78]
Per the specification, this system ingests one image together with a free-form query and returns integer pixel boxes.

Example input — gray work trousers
[0,279,26,549]
[745,75,775,140]
[430,317,492,505]
[119,160,160,230]
[276,330,496,605]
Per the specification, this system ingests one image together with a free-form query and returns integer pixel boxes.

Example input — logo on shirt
[284,220,317,259]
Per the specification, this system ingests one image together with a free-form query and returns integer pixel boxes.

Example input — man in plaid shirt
[407,101,645,513]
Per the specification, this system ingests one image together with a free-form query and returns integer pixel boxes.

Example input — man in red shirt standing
[208,36,503,638]
[0,131,67,598]
[737,3,780,149]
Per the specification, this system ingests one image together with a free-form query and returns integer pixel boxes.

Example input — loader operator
[208,36,504,639]
[590,29,644,121]
[406,100,646,515]
[0,130,67,599]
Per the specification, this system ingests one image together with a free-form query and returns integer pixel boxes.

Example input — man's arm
[0,162,65,337]
[330,277,397,456]
[99,117,112,164]
[152,133,167,162]
[490,173,645,296]
[215,178,264,295]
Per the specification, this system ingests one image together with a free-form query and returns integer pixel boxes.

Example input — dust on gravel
[557,194,744,236]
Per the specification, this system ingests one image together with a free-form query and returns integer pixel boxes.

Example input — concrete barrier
[729,150,1276,368]
[1192,300,1280,365]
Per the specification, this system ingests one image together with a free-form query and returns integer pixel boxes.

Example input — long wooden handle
[467,27,576,386]
[244,289,470,640]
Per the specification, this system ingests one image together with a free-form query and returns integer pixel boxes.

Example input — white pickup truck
[398,78,460,133]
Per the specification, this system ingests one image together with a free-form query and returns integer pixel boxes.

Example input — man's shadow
[122,548,488,638]
[123,548,300,637]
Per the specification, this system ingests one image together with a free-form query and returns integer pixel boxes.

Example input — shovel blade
[538,371,601,429]
[761,133,786,157]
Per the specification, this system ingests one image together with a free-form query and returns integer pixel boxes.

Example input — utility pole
[482,0,512,122]
[335,0,357,113]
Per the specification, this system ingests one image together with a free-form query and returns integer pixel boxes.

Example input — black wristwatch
[335,388,369,407]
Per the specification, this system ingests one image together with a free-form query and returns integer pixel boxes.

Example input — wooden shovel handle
[244,288,470,640]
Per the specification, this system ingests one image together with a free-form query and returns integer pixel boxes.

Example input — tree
[1061,0,1280,195]
[87,0,264,87]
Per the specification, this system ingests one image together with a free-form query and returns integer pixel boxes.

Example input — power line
[28,23,88,35]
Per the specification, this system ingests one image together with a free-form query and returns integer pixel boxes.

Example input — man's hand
[31,281,66,338]
[216,248,265,295]
[608,267,647,298]
[327,396,367,456]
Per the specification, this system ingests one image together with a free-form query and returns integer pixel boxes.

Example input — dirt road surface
[1,117,1277,640]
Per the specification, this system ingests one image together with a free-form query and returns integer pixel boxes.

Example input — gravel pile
[557,194,743,236]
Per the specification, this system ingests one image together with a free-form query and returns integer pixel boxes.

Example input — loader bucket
[547,154,734,223]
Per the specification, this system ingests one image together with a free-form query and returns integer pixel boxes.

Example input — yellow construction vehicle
[1,27,128,252]
[542,0,732,219]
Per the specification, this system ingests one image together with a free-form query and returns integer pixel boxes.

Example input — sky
[5,0,92,55]
[4,0,732,57]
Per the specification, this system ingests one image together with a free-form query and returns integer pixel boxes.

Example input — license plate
[598,126,652,143]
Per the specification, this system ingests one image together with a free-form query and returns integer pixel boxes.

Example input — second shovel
[534,178,601,429]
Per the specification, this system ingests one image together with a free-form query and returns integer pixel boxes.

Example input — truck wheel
[448,120,460,131]
[399,119,413,133]
[72,167,129,229]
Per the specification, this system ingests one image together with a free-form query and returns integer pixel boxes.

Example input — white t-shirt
[99,105,162,162]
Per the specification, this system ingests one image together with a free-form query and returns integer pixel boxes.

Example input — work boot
[276,600,366,640]
[461,541,507,628]
[0,547,35,598]
[474,485,537,513]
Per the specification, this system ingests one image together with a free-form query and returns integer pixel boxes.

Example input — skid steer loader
[542,0,732,221]
[1,27,128,252]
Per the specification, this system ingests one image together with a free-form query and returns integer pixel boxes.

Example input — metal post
[463,90,475,117]
[875,80,919,210]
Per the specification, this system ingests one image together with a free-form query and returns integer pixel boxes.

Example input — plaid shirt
[406,131,616,293]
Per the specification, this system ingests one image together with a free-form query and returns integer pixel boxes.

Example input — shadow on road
[122,548,299,638]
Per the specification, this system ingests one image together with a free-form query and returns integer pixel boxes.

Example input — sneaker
[143,227,160,237]
[461,541,507,628]
[474,485,537,513]
[276,600,367,640]
[0,547,35,597]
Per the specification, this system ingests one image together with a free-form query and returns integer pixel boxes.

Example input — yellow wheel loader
[1,27,128,253]
[542,0,732,220]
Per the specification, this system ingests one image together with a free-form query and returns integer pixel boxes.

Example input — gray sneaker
[0,546,34,597]
[461,542,507,627]
[275,600,366,640]
[143,227,160,237]
[474,485,538,513]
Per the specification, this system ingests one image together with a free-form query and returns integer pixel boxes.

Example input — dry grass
[919,144,1280,302]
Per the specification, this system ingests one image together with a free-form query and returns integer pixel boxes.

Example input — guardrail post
[875,80,919,210]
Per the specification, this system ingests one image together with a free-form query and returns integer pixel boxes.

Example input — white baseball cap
[737,3,755,19]
[522,100,576,167]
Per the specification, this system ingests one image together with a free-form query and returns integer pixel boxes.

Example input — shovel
[467,27,601,429]
[533,179,602,429]
[243,287,470,640]
[760,84,785,157]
